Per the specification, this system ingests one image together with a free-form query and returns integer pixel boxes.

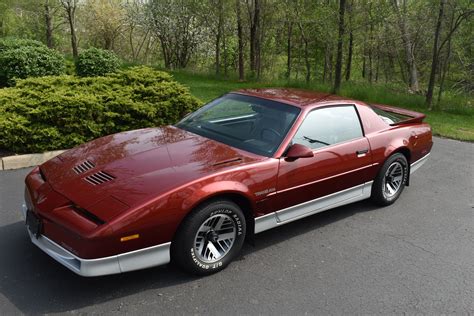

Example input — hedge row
[0,66,202,153]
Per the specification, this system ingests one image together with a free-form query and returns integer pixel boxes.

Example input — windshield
[176,93,300,157]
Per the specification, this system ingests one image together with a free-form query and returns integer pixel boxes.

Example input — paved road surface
[0,137,473,315]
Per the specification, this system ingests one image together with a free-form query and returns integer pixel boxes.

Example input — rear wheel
[371,153,408,206]
[172,199,246,275]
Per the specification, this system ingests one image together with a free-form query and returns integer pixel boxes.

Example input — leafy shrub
[75,47,121,77]
[0,37,44,52]
[0,67,202,153]
[0,45,66,86]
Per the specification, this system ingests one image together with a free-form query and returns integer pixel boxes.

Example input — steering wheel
[261,128,281,142]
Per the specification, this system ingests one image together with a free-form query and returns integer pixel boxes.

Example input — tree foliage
[0,0,472,107]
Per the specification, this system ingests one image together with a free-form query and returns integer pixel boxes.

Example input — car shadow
[0,200,379,314]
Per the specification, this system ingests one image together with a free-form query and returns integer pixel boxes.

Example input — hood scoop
[73,160,95,174]
[84,171,115,186]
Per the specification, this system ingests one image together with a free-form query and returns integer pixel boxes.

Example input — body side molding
[255,181,373,234]
[410,153,430,174]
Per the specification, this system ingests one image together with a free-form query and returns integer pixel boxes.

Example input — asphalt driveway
[0,137,472,314]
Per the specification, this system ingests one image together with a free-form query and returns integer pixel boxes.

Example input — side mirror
[286,143,314,160]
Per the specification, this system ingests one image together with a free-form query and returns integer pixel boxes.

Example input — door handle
[356,149,369,157]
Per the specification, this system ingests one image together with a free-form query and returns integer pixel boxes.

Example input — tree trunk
[324,44,333,83]
[362,54,366,79]
[223,30,228,77]
[344,30,353,81]
[333,0,346,94]
[304,40,310,83]
[286,22,292,79]
[375,47,380,82]
[426,0,446,109]
[62,0,78,58]
[68,11,78,58]
[236,0,244,81]
[215,32,221,75]
[215,0,224,75]
[344,0,353,81]
[392,0,420,93]
[44,1,54,48]
[437,26,452,104]
[249,0,260,75]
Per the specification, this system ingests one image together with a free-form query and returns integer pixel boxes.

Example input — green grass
[171,70,474,142]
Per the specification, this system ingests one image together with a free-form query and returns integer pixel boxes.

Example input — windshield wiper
[303,136,330,146]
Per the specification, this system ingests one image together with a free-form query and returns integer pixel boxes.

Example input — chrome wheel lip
[193,213,237,263]
[383,161,404,199]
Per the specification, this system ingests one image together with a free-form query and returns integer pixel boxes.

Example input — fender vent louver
[71,205,105,225]
[73,160,95,174]
[84,171,115,186]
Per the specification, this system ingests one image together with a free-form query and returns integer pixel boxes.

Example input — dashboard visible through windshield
[176,93,300,157]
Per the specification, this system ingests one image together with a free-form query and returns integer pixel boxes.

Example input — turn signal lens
[120,234,140,242]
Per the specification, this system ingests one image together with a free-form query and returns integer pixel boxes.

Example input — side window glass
[293,105,363,149]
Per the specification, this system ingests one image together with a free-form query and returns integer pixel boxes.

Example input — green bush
[75,47,121,77]
[0,66,202,153]
[0,45,66,86]
[0,37,44,52]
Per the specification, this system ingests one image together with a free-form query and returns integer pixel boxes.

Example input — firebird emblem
[255,188,276,196]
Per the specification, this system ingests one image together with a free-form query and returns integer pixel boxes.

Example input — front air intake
[84,171,115,186]
[73,160,95,174]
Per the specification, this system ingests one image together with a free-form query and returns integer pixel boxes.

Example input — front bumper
[21,203,171,277]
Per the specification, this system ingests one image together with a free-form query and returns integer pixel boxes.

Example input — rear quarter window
[371,106,412,125]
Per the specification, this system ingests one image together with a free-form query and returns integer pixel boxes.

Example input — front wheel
[171,199,246,275]
[371,153,408,206]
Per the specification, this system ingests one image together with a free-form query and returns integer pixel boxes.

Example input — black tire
[371,153,408,206]
[171,199,246,275]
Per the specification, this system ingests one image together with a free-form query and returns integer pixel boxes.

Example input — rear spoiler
[371,103,426,126]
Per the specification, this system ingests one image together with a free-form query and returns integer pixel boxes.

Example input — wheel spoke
[212,216,226,231]
[386,183,395,195]
[206,241,221,259]
[392,175,402,182]
[217,232,235,241]
[194,213,237,263]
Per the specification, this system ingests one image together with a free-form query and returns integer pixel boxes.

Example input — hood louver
[84,171,115,186]
[73,160,95,174]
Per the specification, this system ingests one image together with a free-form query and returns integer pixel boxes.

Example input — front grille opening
[84,171,115,186]
[71,205,105,225]
[73,160,95,174]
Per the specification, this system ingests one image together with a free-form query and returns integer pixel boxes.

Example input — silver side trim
[410,152,430,174]
[27,229,170,277]
[255,181,373,234]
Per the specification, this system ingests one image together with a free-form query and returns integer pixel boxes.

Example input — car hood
[40,126,262,220]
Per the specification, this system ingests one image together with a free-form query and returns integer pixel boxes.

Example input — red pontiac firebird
[22,89,432,276]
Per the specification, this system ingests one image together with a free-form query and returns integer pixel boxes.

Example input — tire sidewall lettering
[210,209,244,236]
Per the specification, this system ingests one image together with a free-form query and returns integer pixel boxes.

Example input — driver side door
[274,105,374,222]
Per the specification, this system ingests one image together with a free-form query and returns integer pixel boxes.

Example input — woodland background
[0,0,473,144]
